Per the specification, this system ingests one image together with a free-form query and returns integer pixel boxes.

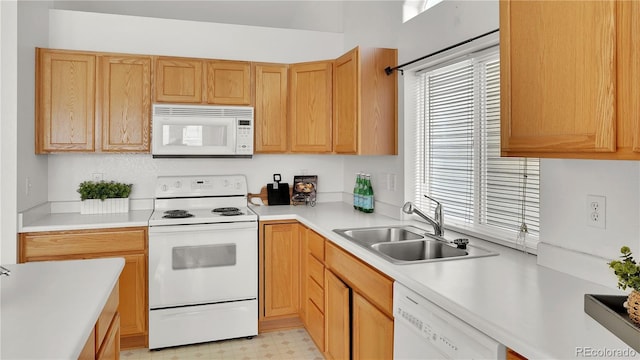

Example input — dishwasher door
[393,282,506,359]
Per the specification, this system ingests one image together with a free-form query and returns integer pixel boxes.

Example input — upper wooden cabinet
[289,61,333,153]
[36,49,96,152]
[36,48,152,153]
[206,60,251,105]
[253,63,289,153]
[333,47,398,155]
[500,0,640,159]
[99,55,151,152]
[154,56,251,105]
[155,57,203,103]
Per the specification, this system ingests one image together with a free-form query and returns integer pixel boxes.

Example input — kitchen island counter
[0,257,124,359]
[252,202,636,359]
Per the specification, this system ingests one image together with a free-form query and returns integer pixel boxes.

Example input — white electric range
[148,175,258,350]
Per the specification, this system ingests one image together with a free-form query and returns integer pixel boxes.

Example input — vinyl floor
[120,328,324,360]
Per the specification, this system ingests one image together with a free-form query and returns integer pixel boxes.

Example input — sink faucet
[402,195,444,236]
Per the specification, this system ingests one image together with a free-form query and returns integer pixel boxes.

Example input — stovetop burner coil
[219,210,243,216]
[163,209,194,219]
[212,207,241,213]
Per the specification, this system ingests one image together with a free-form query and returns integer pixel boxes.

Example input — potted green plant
[608,246,640,325]
[77,180,133,214]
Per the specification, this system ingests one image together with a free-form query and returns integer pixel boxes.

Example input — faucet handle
[423,194,441,207]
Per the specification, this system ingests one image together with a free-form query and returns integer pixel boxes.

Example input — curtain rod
[384,28,499,76]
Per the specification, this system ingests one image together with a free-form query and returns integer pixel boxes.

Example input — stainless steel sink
[333,225,498,264]
[372,240,468,262]
[335,225,426,246]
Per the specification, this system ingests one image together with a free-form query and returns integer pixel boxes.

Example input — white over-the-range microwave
[151,104,254,158]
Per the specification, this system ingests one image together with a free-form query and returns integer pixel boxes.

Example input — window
[412,46,540,250]
[403,0,445,23]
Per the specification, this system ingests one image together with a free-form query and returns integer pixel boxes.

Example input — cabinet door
[352,292,393,360]
[289,61,333,153]
[333,48,359,154]
[155,57,203,103]
[99,55,151,152]
[325,269,350,360]
[254,63,289,153]
[618,0,640,155]
[119,254,147,341]
[500,0,616,155]
[206,61,251,105]
[96,313,120,360]
[264,223,300,317]
[36,49,96,153]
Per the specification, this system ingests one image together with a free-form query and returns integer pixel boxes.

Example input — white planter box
[80,198,130,215]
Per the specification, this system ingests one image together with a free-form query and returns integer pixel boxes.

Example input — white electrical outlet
[586,195,606,229]
[25,177,32,196]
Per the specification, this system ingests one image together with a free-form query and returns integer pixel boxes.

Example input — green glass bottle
[363,174,374,213]
[353,173,360,210]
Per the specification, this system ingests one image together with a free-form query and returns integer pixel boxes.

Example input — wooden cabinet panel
[118,254,147,340]
[155,57,203,103]
[352,292,393,360]
[20,227,146,260]
[36,49,96,153]
[333,48,358,154]
[96,313,120,360]
[324,269,350,360]
[307,276,324,312]
[307,229,325,261]
[333,47,398,155]
[263,223,300,317]
[507,348,528,360]
[307,254,324,287]
[325,242,393,317]
[289,61,333,153]
[500,0,616,155]
[79,328,96,360]
[206,61,251,105]
[99,55,151,152]
[306,299,325,352]
[96,285,119,348]
[254,63,288,153]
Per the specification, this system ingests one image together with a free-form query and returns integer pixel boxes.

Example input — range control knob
[174,181,182,189]
[161,184,168,192]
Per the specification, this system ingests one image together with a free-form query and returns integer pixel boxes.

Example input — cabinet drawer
[308,254,324,286]
[307,276,324,312]
[96,283,119,348]
[307,230,325,261]
[325,242,393,317]
[20,227,147,260]
[306,299,325,352]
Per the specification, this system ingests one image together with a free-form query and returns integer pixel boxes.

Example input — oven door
[149,221,257,309]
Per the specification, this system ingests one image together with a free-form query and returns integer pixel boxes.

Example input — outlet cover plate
[587,194,606,229]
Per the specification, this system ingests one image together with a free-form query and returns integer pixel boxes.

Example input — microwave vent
[153,104,253,119]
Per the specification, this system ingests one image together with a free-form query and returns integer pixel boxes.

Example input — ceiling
[51,0,346,33]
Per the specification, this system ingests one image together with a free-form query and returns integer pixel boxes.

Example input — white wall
[17,1,51,212]
[1,0,19,264]
[47,10,346,203]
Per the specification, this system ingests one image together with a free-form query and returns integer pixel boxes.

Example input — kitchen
[2,0,640,359]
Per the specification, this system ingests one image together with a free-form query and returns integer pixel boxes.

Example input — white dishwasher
[394,282,506,359]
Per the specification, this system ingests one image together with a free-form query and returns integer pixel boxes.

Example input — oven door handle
[149,221,257,233]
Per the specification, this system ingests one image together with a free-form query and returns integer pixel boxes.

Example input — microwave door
[153,117,236,156]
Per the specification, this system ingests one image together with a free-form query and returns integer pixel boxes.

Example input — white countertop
[251,202,637,359]
[0,257,124,359]
[19,209,152,232]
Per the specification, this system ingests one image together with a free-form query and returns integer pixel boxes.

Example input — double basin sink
[333,225,498,264]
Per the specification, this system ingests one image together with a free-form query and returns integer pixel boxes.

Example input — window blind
[414,47,540,244]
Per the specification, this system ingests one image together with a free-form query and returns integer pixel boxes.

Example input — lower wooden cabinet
[260,221,394,359]
[259,221,303,331]
[325,241,394,360]
[80,281,120,360]
[19,227,148,349]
